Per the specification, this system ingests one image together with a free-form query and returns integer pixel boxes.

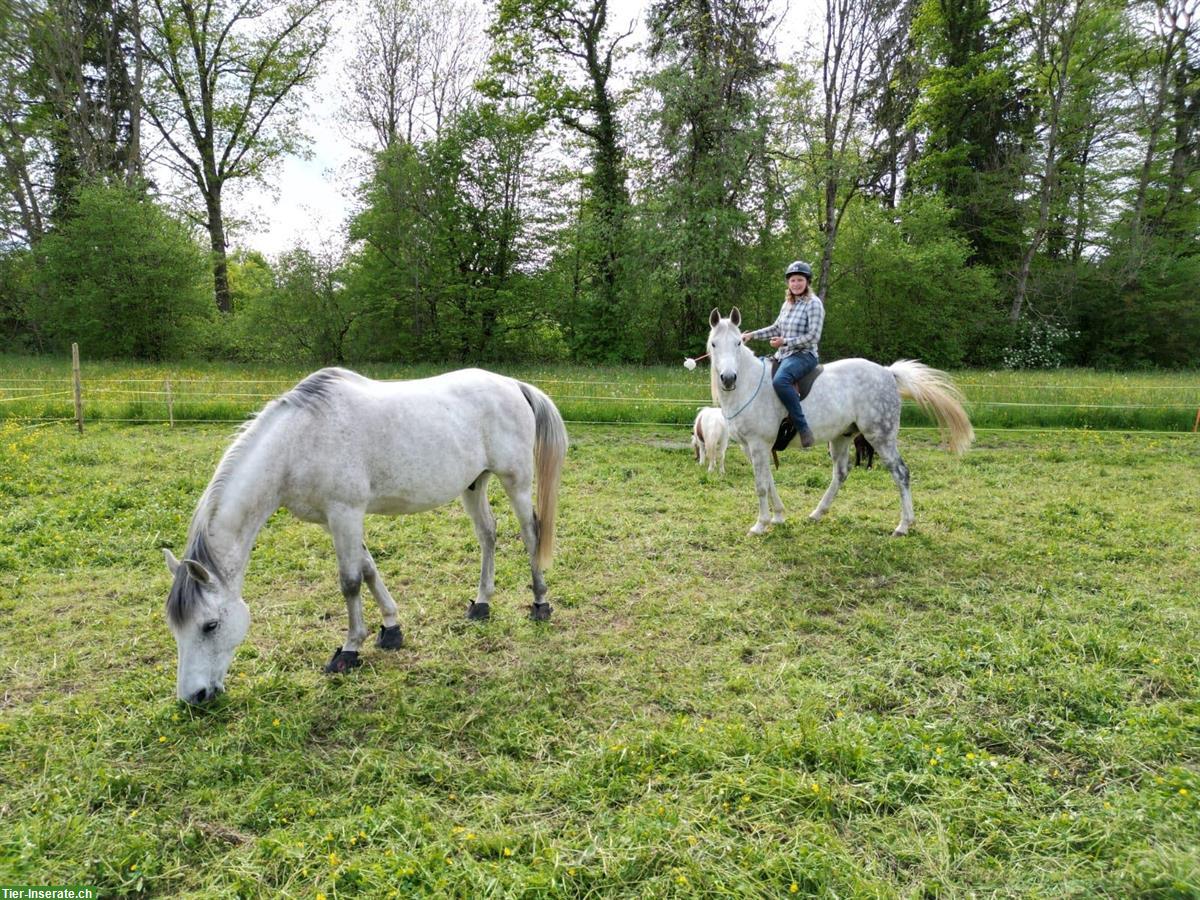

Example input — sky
[241,0,821,256]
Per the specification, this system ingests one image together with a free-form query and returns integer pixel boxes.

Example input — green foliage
[908,0,1029,269]
[824,196,1003,367]
[1073,243,1200,369]
[344,103,562,363]
[31,182,212,359]
[0,249,39,351]
[236,246,365,366]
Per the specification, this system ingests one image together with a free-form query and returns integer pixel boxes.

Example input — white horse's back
[275,368,537,517]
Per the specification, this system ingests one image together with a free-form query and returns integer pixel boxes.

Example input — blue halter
[723,356,768,421]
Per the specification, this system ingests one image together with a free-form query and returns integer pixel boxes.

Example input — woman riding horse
[741,260,825,449]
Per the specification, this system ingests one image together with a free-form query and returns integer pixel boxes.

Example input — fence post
[166,378,174,427]
[71,342,83,434]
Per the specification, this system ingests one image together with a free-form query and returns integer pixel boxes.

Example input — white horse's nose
[720,372,737,391]
[184,685,221,705]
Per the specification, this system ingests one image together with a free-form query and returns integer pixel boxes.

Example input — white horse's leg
[460,473,496,620]
[810,435,853,522]
[873,439,914,536]
[498,471,552,621]
[325,506,371,673]
[746,441,777,534]
[361,545,402,649]
[717,431,729,475]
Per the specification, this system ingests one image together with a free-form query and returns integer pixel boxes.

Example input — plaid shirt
[748,294,825,359]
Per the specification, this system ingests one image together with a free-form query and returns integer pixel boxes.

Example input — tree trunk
[205,190,231,313]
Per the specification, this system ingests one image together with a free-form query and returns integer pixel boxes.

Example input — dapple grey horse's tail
[889,360,975,455]
[519,382,567,569]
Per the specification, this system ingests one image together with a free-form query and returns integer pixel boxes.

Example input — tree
[345,101,554,361]
[1009,0,1115,323]
[909,0,1030,270]
[640,0,776,357]
[488,0,634,361]
[139,0,333,312]
[240,243,364,364]
[342,0,481,151]
[33,180,211,358]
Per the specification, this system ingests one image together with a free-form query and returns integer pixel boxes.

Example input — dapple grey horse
[706,308,973,535]
[163,367,567,704]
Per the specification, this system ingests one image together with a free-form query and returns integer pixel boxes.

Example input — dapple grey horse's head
[708,307,744,392]
[164,544,250,705]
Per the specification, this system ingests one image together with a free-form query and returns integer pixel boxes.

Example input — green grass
[1,353,1198,430]
[1,419,1198,896]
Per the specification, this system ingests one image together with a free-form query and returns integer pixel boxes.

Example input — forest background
[0,0,1196,370]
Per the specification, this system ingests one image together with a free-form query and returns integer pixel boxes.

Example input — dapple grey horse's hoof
[528,602,552,622]
[376,624,403,649]
[324,647,362,674]
[466,602,490,621]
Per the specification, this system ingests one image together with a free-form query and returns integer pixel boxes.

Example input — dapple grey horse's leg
[810,435,853,522]
[745,440,780,534]
[361,545,402,649]
[460,473,496,621]
[872,438,914,536]
[325,506,371,672]
[498,471,551,621]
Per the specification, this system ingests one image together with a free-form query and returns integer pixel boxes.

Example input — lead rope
[723,357,768,421]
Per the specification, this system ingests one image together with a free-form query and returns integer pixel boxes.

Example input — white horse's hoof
[892,527,909,537]
[808,511,824,522]
[748,523,768,535]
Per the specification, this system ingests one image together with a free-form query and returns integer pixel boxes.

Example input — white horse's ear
[182,559,213,585]
[164,548,181,575]
[709,308,721,327]
[730,307,742,327]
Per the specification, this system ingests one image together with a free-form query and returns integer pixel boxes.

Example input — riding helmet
[785,260,813,280]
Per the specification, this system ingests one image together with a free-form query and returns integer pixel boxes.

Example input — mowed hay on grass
[1,422,1198,896]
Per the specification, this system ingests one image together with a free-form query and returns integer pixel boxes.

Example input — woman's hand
[769,337,785,348]
[741,331,753,343]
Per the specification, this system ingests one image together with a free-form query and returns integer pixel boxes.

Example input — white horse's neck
[192,419,287,594]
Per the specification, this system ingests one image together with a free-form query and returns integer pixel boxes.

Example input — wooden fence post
[71,342,83,434]
[166,378,174,427]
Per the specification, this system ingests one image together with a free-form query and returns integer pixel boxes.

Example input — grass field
[1,416,1198,897]
[1,353,1198,431]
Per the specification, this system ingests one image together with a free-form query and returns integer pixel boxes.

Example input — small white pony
[163,367,567,704]
[691,407,729,474]
[706,308,973,535]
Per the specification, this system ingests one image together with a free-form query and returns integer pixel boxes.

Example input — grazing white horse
[692,407,730,474]
[163,367,567,704]
[706,308,973,535]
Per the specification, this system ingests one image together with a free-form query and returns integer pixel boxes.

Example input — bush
[825,196,1004,367]
[32,182,212,360]
[1001,319,1079,369]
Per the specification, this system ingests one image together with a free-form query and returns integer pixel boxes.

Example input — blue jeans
[772,351,818,432]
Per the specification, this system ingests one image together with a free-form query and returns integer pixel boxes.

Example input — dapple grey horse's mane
[166,368,353,626]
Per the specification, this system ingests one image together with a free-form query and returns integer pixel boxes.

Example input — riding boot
[798,421,815,448]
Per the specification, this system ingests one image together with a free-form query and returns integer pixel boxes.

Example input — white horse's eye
[202,619,220,635]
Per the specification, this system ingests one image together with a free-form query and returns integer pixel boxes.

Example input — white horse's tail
[889,360,975,455]
[519,382,567,569]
